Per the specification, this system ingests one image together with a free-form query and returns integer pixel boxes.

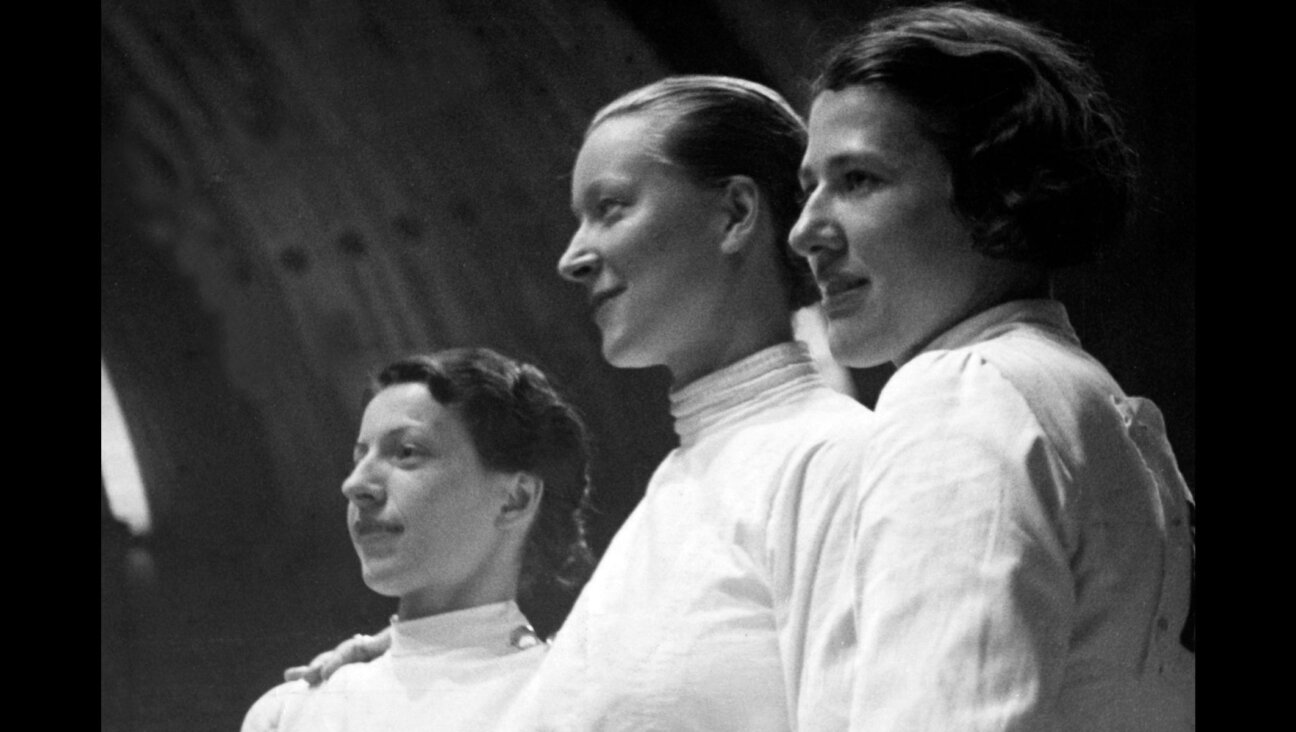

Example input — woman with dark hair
[791,3,1194,728]
[243,347,594,731]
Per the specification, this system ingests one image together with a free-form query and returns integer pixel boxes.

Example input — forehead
[360,382,456,435]
[572,114,671,192]
[803,85,933,166]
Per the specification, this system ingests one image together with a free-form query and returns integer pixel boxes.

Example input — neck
[893,264,1052,367]
[396,562,519,622]
[667,234,796,389]
[667,312,792,390]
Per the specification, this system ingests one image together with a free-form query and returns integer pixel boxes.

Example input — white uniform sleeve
[767,421,874,731]
[848,356,1074,731]
[241,680,310,732]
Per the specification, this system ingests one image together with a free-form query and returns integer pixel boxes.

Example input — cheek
[618,225,684,278]
[843,208,917,278]
[431,473,495,523]
[873,197,964,276]
[654,208,707,249]
[639,193,720,256]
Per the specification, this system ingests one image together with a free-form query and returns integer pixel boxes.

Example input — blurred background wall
[100,1,1194,729]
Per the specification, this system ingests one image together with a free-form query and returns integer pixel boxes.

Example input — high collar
[668,341,823,446]
[390,600,534,657]
[909,299,1080,366]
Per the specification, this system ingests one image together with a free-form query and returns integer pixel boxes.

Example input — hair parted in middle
[588,75,819,310]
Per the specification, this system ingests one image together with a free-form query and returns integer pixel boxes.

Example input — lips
[589,286,626,314]
[353,518,403,539]
[816,271,870,316]
[818,272,869,298]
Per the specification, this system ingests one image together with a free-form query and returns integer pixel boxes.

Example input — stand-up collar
[390,600,534,657]
[913,299,1079,365]
[669,342,823,446]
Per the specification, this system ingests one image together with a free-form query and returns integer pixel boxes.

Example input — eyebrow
[355,423,427,451]
[801,149,896,182]
[571,176,632,215]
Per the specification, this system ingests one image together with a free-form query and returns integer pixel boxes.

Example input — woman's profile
[242,347,594,731]
[791,3,1195,727]
[509,74,875,729]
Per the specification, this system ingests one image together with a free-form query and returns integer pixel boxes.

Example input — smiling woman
[793,84,1042,367]
[509,75,879,730]
[559,78,817,388]
[789,4,1195,728]
[242,348,594,732]
[563,113,736,384]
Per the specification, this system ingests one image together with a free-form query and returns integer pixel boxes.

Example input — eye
[842,170,880,192]
[595,198,626,220]
[390,442,429,465]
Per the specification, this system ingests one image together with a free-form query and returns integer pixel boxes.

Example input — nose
[341,454,384,506]
[788,189,842,260]
[557,228,600,284]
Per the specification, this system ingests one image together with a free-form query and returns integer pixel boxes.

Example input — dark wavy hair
[366,348,595,627]
[813,3,1137,267]
[589,75,819,309]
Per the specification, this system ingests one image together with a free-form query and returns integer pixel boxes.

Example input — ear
[497,472,544,530]
[717,176,762,255]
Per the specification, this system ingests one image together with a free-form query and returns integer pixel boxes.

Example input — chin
[360,565,405,597]
[827,326,892,369]
[601,337,661,370]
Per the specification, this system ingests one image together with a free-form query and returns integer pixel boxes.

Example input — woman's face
[790,85,991,367]
[342,383,509,608]
[559,114,733,380]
